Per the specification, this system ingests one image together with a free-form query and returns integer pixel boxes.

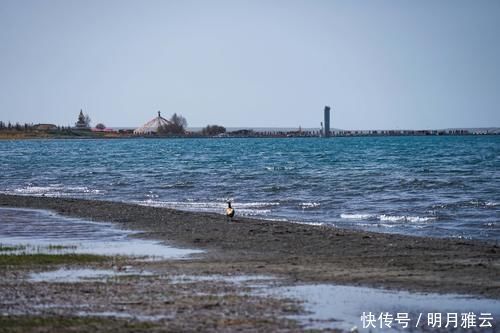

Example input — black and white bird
[225,201,235,221]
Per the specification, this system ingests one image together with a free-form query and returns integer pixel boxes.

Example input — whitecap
[340,213,374,220]
[300,202,320,209]
[376,223,399,228]
[238,209,272,216]
[301,222,325,227]
[134,200,276,216]
[406,216,436,223]
[264,217,289,222]
[285,220,326,227]
[378,215,435,223]
[379,215,407,222]
[14,186,53,194]
[11,184,103,197]
[264,166,294,171]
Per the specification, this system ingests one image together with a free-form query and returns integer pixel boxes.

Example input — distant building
[324,106,331,137]
[75,109,90,129]
[34,124,57,131]
[134,111,172,135]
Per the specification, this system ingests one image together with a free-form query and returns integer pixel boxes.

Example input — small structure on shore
[134,111,171,135]
[324,106,331,137]
[74,110,90,129]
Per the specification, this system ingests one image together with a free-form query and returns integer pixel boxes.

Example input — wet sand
[1,194,498,298]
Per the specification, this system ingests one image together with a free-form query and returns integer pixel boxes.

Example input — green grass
[0,243,79,253]
[0,244,27,252]
[0,253,107,266]
[46,244,78,250]
[0,315,159,333]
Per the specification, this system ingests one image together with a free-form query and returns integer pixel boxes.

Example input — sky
[0,0,499,130]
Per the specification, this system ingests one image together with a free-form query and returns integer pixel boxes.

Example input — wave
[340,213,435,223]
[340,213,375,220]
[265,166,295,171]
[379,215,435,223]
[134,199,277,216]
[433,200,499,210]
[7,185,103,197]
[290,221,326,227]
[158,182,194,189]
[263,217,289,222]
[300,202,320,209]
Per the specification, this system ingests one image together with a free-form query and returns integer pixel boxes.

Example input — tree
[95,123,106,130]
[170,113,187,129]
[201,125,226,136]
[84,114,91,127]
[159,113,188,135]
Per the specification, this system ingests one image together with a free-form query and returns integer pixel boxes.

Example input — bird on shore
[226,201,235,222]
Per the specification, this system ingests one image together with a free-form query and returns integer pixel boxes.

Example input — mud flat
[0,194,499,332]
[1,194,498,297]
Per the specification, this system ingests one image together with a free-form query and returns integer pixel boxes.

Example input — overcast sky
[0,0,499,129]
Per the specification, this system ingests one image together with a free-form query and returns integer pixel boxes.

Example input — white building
[134,111,171,135]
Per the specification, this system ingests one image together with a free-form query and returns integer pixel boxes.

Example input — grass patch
[0,243,79,255]
[0,253,107,266]
[0,244,26,252]
[0,315,159,333]
[46,244,78,250]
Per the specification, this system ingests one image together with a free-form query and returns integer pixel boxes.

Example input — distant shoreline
[0,130,498,140]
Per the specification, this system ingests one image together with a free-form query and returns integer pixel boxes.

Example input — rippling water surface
[0,136,498,240]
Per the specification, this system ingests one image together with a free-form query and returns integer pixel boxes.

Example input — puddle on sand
[171,274,276,285]
[29,267,152,283]
[267,284,500,332]
[169,275,499,332]
[0,207,203,259]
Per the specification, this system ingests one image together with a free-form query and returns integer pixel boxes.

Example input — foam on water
[340,213,435,223]
[11,184,104,197]
[134,199,277,217]
[299,202,320,209]
[379,215,436,223]
[340,213,376,220]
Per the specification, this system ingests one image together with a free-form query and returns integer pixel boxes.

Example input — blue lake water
[0,136,498,241]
